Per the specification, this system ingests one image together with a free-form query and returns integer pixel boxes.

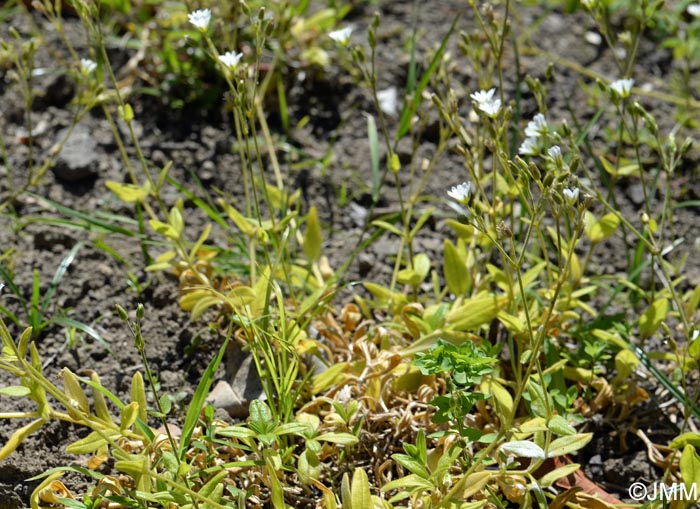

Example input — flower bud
[136,303,145,321]
[116,304,128,322]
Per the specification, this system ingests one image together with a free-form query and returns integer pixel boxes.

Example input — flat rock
[51,125,99,182]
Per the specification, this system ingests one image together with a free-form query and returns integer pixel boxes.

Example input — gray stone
[51,125,99,182]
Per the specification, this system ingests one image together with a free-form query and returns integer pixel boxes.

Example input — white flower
[581,0,597,8]
[610,78,634,99]
[447,181,471,202]
[519,137,539,156]
[188,8,211,30]
[525,113,548,138]
[688,4,700,17]
[563,187,580,207]
[470,88,502,118]
[329,26,353,45]
[547,145,562,160]
[80,58,97,74]
[218,51,243,69]
[692,329,699,341]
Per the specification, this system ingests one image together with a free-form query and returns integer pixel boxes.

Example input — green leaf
[397,253,431,287]
[179,336,229,459]
[547,433,592,458]
[149,219,179,240]
[303,206,323,263]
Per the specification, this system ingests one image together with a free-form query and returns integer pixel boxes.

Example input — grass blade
[178,332,230,460]
[395,16,458,142]
[366,113,380,203]
[52,316,114,356]
[41,241,84,315]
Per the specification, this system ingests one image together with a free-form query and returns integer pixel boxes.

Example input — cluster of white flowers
[470,88,502,118]
[610,78,634,99]
[329,26,353,46]
[447,181,471,202]
[519,113,548,156]
[688,4,700,17]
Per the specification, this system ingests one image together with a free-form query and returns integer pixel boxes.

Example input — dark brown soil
[1,1,699,507]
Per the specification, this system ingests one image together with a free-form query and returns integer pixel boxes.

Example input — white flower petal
[519,137,539,156]
[329,26,353,45]
[610,78,634,98]
[218,51,243,69]
[447,181,472,202]
[525,113,548,138]
[80,58,97,74]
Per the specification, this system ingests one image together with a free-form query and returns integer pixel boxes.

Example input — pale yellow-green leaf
[591,329,628,349]
[547,433,592,458]
[0,418,45,460]
[350,468,372,509]
[481,379,513,418]
[497,311,525,335]
[120,401,140,432]
[317,432,359,446]
[169,207,184,237]
[670,433,700,450]
[639,298,668,339]
[446,294,505,331]
[218,199,256,237]
[547,415,576,436]
[189,224,212,260]
[397,253,431,287]
[0,386,30,397]
[313,362,348,394]
[444,239,470,295]
[539,463,581,488]
[18,327,32,359]
[298,448,321,484]
[584,211,620,243]
[381,473,434,493]
[445,219,476,240]
[680,445,700,501]
[303,206,323,263]
[131,372,148,424]
[199,470,228,500]
[62,368,90,414]
[149,219,179,240]
[90,372,111,423]
[105,181,150,204]
[371,219,403,237]
[461,471,492,498]
[65,430,115,455]
[613,349,639,382]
